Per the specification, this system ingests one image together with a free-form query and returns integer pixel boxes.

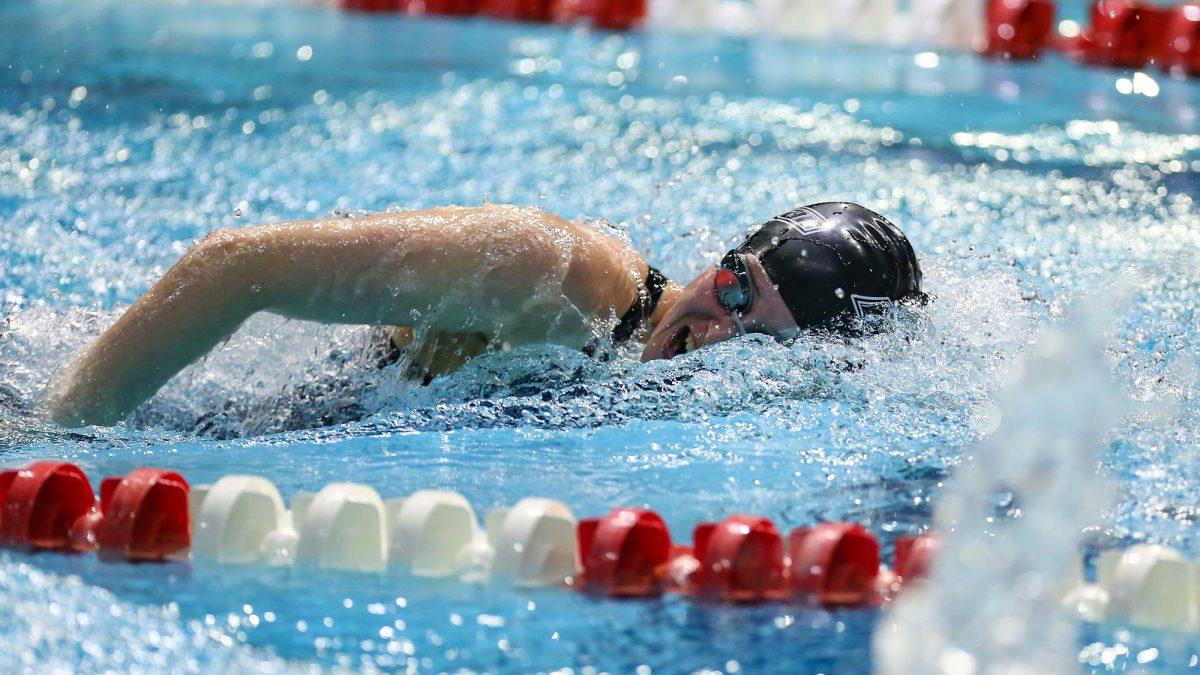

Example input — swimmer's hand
[390,327,492,378]
[44,206,642,427]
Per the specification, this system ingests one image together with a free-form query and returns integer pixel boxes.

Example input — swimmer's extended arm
[45,206,643,426]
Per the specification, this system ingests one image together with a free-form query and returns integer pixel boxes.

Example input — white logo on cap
[775,207,828,235]
[850,294,892,318]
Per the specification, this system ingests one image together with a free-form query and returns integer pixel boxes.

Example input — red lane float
[1160,4,1200,77]
[894,533,940,584]
[577,507,673,597]
[788,522,881,606]
[674,515,789,602]
[1064,0,1169,68]
[0,462,95,551]
[342,0,404,12]
[554,0,645,30]
[983,0,1055,60]
[71,468,191,562]
[403,0,482,15]
[483,0,554,22]
[329,0,1200,79]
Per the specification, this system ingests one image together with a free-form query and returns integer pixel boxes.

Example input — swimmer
[45,202,924,427]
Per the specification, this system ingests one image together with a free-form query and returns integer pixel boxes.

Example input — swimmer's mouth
[663,325,697,359]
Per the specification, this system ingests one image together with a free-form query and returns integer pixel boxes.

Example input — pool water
[2,0,1200,671]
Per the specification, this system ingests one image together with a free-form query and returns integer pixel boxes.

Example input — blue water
[2,0,1200,671]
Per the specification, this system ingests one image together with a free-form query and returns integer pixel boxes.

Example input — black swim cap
[733,202,924,329]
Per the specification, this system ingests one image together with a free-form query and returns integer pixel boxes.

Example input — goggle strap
[731,310,747,337]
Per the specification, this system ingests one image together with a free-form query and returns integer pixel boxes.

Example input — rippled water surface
[2,0,1200,671]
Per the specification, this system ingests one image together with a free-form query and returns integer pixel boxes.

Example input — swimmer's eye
[715,252,754,315]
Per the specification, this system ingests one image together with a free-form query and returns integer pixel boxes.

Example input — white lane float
[713,0,760,37]
[189,476,287,564]
[728,0,895,42]
[755,0,830,40]
[387,490,489,578]
[837,0,895,44]
[1097,545,1197,632]
[644,0,717,32]
[660,0,977,48]
[290,483,389,573]
[900,0,984,50]
[1062,545,1200,631]
[487,498,580,586]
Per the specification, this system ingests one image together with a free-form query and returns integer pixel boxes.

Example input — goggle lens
[715,256,753,314]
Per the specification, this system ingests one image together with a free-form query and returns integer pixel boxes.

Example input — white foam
[874,289,1129,672]
[0,559,294,672]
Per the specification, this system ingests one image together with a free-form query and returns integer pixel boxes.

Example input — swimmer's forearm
[45,234,262,426]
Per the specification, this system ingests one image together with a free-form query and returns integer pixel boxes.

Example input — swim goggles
[714,251,753,336]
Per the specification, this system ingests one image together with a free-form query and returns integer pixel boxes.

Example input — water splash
[0,557,293,673]
[2,1,1200,669]
[873,288,1130,674]
[0,261,1027,442]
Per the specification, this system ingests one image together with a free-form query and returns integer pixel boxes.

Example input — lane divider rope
[0,461,939,606]
[336,0,1200,80]
[7,460,1198,632]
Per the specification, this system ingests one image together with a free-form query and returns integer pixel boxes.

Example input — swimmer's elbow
[182,227,268,305]
[191,227,245,260]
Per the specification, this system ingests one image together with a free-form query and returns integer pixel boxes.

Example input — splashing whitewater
[873,290,1130,674]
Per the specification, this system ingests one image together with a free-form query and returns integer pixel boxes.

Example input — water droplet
[834,288,845,299]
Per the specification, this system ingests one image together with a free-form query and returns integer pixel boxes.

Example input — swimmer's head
[642,202,924,361]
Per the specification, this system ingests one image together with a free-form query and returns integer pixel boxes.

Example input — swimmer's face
[641,254,800,361]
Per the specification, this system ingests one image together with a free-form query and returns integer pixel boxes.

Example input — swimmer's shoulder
[306,205,643,313]
[383,204,647,324]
